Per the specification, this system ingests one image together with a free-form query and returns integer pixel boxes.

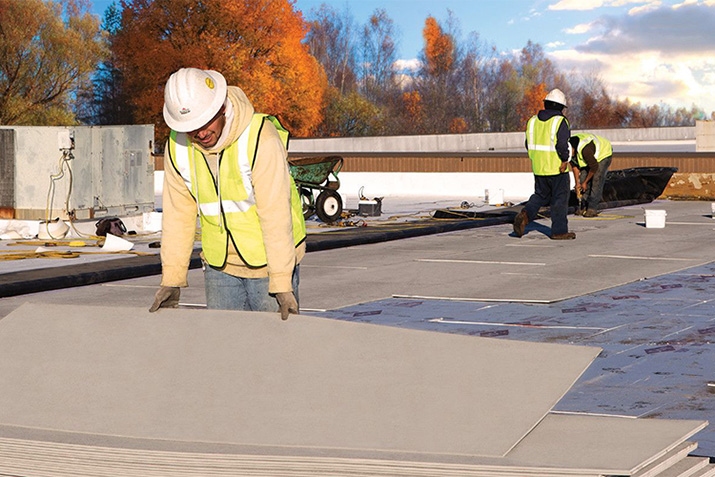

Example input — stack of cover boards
[0,303,710,476]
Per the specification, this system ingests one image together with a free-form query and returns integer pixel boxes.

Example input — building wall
[0,125,155,220]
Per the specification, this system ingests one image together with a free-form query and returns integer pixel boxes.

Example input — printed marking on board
[429,317,605,331]
[415,259,546,266]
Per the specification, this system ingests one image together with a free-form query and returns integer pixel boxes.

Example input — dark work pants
[579,155,612,211]
[523,172,570,235]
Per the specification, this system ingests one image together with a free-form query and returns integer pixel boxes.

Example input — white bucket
[38,219,69,240]
[644,209,667,228]
[486,188,504,205]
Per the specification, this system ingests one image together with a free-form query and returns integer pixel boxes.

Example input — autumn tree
[305,4,357,95]
[316,88,384,137]
[517,82,548,126]
[421,16,454,77]
[458,33,493,132]
[396,90,426,134]
[412,12,496,134]
[482,59,522,131]
[518,41,561,91]
[113,0,327,139]
[412,15,459,133]
[361,9,398,104]
[0,0,105,125]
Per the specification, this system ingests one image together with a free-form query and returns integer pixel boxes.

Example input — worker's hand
[276,292,299,321]
[579,183,587,193]
[559,161,568,173]
[149,286,180,312]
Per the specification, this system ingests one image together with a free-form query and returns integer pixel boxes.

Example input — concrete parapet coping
[290,126,696,153]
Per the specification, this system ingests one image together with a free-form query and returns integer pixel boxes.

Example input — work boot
[583,209,599,218]
[513,209,529,237]
[551,232,576,240]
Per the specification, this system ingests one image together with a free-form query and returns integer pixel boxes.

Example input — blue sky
[90,0,715,115]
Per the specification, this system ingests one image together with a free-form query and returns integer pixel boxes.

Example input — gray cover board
[0,303,600,458]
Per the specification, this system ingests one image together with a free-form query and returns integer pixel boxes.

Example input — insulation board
[0,303,600,458]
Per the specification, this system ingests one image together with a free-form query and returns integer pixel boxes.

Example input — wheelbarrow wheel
[315,189,342,223]
[299,188,315,220]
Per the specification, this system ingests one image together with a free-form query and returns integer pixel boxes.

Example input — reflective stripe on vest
[573,133,612,168]
[526,115,567,175]
[168,114,306,268]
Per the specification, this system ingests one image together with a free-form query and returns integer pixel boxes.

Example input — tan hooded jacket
[160,86,305,293]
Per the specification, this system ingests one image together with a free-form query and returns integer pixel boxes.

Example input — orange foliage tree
[517,82,548,126]
[402,91,424,125]
[449,117,468,134]
[422,16,454,77]
[113,0,327,139]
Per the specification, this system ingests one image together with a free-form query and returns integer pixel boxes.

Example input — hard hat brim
[163,70,227,133]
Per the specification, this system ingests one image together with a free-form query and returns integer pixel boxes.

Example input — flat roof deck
[1,198,714,457]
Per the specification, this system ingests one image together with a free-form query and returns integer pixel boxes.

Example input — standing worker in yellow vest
[569,133,613,217]
[514,88,576,240]
[150,68,306,320]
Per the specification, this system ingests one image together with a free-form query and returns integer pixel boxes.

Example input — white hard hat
[163,68,227,132]
[544,88,567,107]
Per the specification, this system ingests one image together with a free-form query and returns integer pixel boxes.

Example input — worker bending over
[150,68,306,320]
[514,88,576,240]
[569,133,613,217]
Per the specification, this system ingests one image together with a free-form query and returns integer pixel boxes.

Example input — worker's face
[188,105,226,148]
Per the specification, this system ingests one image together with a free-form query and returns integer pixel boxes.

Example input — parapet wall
[290,126,696,153]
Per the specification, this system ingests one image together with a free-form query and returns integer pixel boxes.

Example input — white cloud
[575,3,715,55]
[548,48,715,114]
[549,0,604,10]
[610,0,649,6]
[565,22,596,34]
[547,41,566,48]
[628,1,662,15]
[549,0,646,10]
[393,73,414,90]
[553,3,715,113]
[393,59,421,73]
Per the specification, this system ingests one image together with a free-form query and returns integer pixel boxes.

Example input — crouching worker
[569,133,613,217]
[150,68,306,320]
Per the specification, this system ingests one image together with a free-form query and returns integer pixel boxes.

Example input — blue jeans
[523,173,570,235]
[579,155,612,211]
[203,263,300,311]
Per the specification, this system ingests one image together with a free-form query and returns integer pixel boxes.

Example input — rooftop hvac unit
[0,125,155,220]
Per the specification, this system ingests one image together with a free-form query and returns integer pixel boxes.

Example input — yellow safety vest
[168,114,306,268]
[526,115,569,176]
[572,133,612,169]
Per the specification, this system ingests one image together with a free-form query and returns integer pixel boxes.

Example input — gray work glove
[149,286,180,312]
[275,292,299,321]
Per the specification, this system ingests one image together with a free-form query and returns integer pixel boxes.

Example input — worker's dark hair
[544,100,564,112]
[569,136,580,150]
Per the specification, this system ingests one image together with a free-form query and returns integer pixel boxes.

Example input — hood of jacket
[192,85,255,155]
[537,108,564,122]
